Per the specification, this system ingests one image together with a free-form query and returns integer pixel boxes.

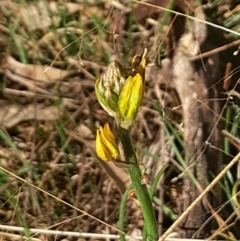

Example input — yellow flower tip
[140,48,148,69]
[131,48,148,83]
[96,123,119,162]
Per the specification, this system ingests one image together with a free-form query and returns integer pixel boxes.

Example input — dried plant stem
[119,127,158,241]
[0,225,136,239]
[159,151,240,241]
[191,39,240,61]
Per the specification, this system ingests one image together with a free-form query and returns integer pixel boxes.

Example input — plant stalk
[119,127,158,241]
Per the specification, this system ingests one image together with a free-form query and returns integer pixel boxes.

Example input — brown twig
[223,62,232,91]
[191,39,240,61]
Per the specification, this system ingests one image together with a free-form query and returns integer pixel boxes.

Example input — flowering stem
[119,127,158,241]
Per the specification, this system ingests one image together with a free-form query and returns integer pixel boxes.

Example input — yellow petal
[96,123,119,161]
[103,122,116,144]
[96,127,108,161]
[118,73,143,120]
[100,123,119,159]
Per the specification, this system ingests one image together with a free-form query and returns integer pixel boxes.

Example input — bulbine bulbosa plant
[95,49,160,241]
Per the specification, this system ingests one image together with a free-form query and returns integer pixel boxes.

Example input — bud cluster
[95,49,147,128]
[95,49,148,162]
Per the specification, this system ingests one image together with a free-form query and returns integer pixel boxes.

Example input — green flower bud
[95,61,127,117]
[102,61,127,96]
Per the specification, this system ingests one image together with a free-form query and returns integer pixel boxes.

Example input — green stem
[119,183,133,241]
[119,127,158,241]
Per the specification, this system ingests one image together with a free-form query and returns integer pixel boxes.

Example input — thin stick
[191,39,240,61]
[159,152,240,241]
[0,225,220,240]
[0,225,137,239]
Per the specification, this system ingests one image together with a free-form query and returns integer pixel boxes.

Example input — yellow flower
[96,123,119,162]
[118,73,143,120]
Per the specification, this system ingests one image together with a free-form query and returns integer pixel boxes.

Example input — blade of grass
[119,183,134,241]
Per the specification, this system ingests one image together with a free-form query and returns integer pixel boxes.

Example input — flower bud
[96,123,119,162]
[95,61,127,117]
[118,73,143,129]
[95,49,148,129]
[131,48,148,82]
[102,61,127,96]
